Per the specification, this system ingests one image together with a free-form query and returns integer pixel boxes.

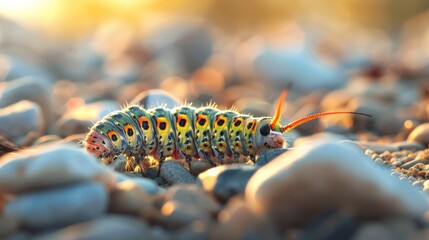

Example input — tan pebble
[407,123,429,145]
[108,181,159,222]
[159,201,211,229]
[214,197,277,240]
[164,185,221,215]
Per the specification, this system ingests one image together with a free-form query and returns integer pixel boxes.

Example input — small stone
[56,100,120,137]
[115,172,161,194]
[199,165,257,202]
[214,196,279,240]
[190,159,213,176]
[35,215,149,240]
[4,182,108,230]
[0,100,43,146]
[255,148,288,167]
[400,158,429,169]
[142,22,213,74]
[109,155,127,172]
[423,180,429,190]
[109,181,159,221]
[250,43,344,92]
[160,160,196,184]
[131,89,180,109]
[0,144,116,193]
[374,158,384,166]
[407,123,429,146]
[0,77,53,132]
[160,201,210,229]
[164,185,221,215]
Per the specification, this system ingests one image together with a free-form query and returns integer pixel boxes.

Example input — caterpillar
[84,89,371,170]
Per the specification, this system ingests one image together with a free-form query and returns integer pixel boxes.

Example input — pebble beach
[1,2,429,240]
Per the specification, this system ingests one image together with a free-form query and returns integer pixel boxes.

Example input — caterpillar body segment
[85,89,372,170]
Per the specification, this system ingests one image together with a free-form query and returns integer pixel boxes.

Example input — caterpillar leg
[250,155,256,163]
[135,156,156,177]
[125,156,138,172]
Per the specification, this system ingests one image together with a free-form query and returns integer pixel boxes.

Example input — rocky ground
[1,16,429,240]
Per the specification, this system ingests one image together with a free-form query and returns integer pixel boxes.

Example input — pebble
[408,123,429,146]
[198,165,258,202]
[215,196,279,240]
[245,142,429,230]
[159,201,210,229]
[400,158,429,169]
[251,43,345,92]
[56,100,120,137]
[164,185,221,216]
[160,160,196,184]
[0,77,53,131]
[130,89,181,109]
[142,22,213,74]
[116,175,161,195]
[4,182,107,230]
[0,100,43,146]
[255,148,288,167]
[34,215,149,240]
[108,180,159,221]
[189,159,213,176]
[108,155,127,172]
[0,144,116,193]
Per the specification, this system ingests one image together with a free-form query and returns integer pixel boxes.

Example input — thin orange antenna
[281,111,372,133]
[270,84,291,129]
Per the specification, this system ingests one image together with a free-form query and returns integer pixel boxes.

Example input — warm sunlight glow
[0,0,46,21]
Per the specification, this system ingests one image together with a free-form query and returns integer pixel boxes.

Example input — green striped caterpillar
[84,89,371,170]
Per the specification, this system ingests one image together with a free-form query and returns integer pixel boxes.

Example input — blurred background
[0,0,429,146]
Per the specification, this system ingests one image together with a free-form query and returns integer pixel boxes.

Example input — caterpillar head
[255,118,285,150]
